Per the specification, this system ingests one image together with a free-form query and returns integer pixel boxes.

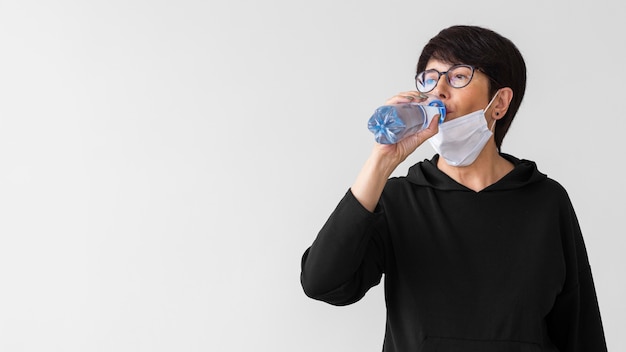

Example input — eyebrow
[424,63,464,72]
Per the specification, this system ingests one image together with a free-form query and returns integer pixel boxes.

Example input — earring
[495,112,500,116]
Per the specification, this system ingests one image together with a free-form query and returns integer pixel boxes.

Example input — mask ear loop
[485,90,500,132]
[484,90,500,113]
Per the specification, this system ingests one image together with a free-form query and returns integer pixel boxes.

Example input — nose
[430,74,450,100]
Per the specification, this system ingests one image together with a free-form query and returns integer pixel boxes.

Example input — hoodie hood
[406,153,547,192]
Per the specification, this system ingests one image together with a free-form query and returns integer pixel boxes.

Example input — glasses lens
[447,65,474,88]
[416,70,440,92]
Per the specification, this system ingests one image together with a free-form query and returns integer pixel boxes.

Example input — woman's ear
[492,87,513,119]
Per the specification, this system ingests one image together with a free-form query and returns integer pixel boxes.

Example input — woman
[300,25,607,351]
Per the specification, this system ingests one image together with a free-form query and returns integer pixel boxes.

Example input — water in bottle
[368,97,446,144]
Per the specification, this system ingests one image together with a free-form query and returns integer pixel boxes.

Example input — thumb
[416,113,440,141]
[395,114,441,159]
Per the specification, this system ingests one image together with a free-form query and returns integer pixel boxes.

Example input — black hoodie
[301,154,607,352]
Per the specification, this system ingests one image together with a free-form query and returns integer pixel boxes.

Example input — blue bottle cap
[428,99,446,123]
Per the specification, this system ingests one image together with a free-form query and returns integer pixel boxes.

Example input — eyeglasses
[415,64,476,93]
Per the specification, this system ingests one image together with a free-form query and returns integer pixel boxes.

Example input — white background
[0,0,624,351]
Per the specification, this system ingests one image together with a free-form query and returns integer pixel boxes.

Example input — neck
[436,141,514,192]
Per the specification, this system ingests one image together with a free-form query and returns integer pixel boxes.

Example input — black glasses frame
[415,64,476,93]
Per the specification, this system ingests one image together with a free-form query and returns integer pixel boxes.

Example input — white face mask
[428,92,499,167]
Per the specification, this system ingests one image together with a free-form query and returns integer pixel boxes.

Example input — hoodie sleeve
[300,189,386,306]
[545,195,607,351]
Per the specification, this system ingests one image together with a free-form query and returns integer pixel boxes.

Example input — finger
[404,92,428,101]
[385,91,428,105]
[422,113,440,137]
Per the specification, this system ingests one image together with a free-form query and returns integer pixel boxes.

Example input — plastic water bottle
[368,96,446,144]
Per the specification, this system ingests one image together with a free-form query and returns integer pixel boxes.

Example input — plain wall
[0,0,624,351]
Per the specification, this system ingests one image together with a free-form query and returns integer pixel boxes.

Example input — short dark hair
[416,25,526,150]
